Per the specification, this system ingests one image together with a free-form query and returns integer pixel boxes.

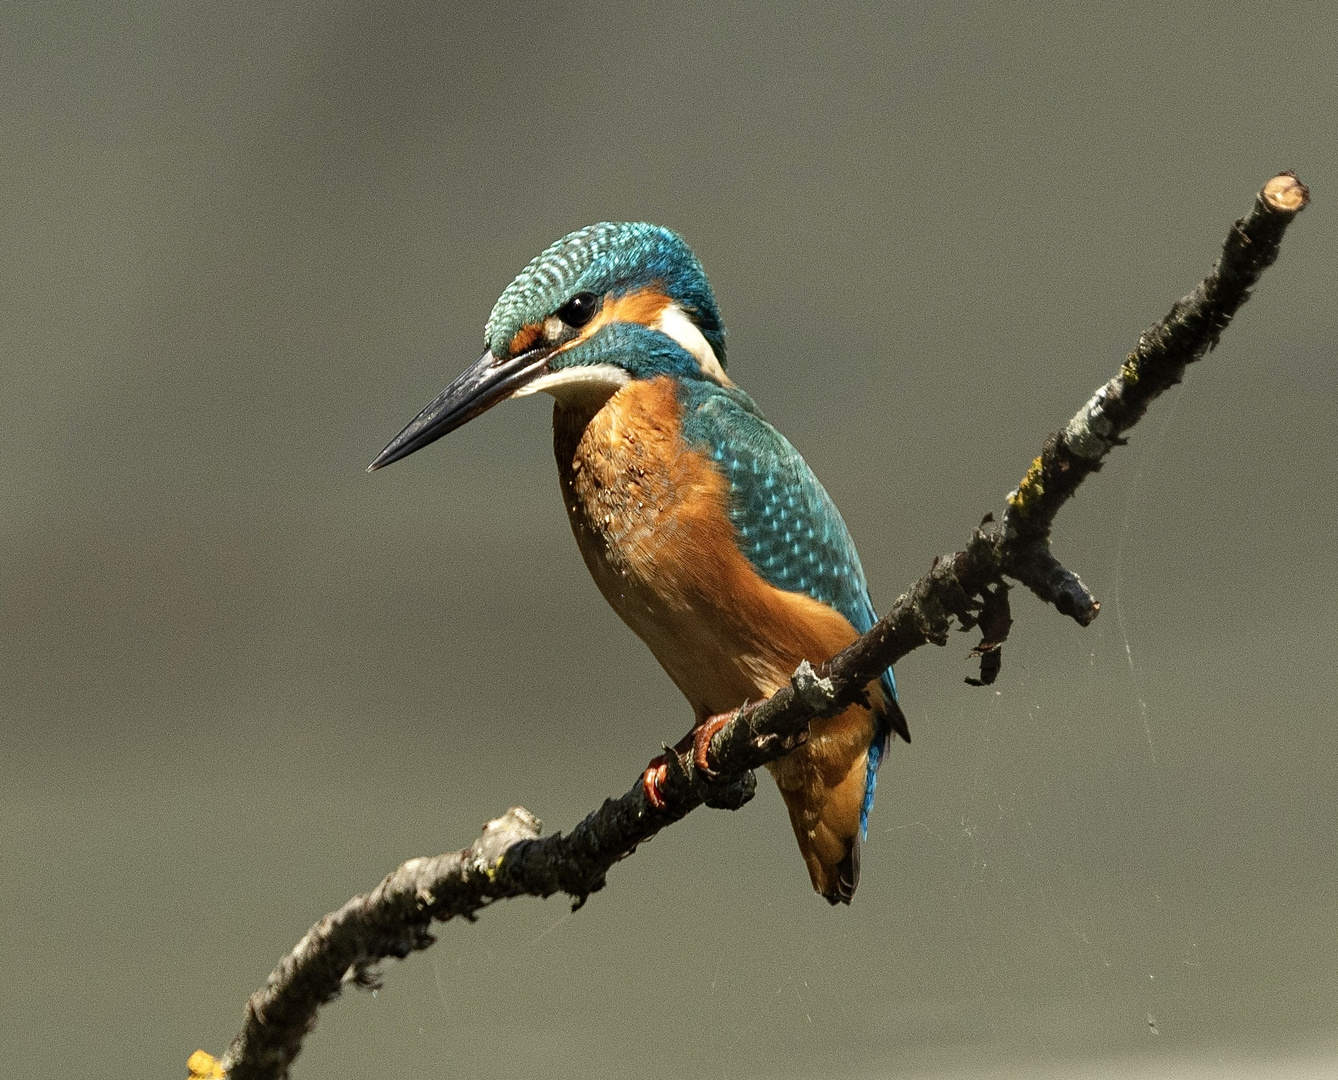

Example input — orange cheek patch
[549,285,676,361]
[563,287,672,352]
[603,287,672,328]
[509,323,542,355]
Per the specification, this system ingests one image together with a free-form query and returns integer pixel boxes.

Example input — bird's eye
[556,292,599,329]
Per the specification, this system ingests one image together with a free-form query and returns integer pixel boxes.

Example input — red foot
[692,712,733,777]
[641,757,672,811]
[642,726,708,811]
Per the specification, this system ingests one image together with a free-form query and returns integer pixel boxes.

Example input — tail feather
[860,679,906,838]
[885,692,911,744]
[767,702,877,903]
[826,839,860,906]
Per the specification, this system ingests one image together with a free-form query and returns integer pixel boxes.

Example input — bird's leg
[640,729,696,812]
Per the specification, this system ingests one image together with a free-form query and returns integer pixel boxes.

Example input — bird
[369,222,907,904]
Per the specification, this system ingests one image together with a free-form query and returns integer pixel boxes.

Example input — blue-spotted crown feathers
[485,222,726,362]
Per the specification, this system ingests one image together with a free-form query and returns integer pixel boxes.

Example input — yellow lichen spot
[484,854,504,881]
[1007,455,1046,513]
[1119,353,1141,385]
[187,1049,226,1079]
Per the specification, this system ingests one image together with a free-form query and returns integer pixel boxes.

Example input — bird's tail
[766,698,882,904]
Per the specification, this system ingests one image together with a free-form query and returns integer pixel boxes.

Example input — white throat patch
[656,303,730,385]
[512,363,631,408]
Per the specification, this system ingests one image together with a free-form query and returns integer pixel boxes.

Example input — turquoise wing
[678,382,907,833]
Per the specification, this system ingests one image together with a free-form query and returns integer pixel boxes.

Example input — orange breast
[553,375,862,715]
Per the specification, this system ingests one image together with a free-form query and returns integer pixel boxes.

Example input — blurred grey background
[2,3,1336,1077]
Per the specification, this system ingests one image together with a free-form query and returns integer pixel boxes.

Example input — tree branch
[192,172,1309,1080]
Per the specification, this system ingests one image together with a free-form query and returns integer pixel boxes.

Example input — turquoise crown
[484,223,726,365]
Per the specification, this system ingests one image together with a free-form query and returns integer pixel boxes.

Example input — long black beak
[367,347,549,472]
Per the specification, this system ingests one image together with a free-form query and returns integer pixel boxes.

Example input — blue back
[677,379,897,835]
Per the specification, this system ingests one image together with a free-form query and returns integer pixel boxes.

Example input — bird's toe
[692,712,734,777]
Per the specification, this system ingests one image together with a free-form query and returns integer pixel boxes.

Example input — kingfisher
[369,223,908,904]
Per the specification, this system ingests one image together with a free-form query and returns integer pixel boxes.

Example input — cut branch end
[1262,171,1310,214]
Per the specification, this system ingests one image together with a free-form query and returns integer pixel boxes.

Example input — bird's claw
[692,712,733,779]
[641,757,672,812]
[643,716,733,808]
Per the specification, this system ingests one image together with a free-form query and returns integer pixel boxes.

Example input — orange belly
[553,376,882,900]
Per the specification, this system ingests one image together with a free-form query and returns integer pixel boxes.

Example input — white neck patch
[512,363,631,408]
[655,303,730,385]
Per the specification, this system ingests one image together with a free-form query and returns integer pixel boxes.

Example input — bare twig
[193,173,1309,1080]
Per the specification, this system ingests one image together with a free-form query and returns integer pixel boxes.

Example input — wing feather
[677,383,907,833]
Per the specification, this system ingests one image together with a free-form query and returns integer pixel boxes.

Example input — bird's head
[368,222,727,471]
